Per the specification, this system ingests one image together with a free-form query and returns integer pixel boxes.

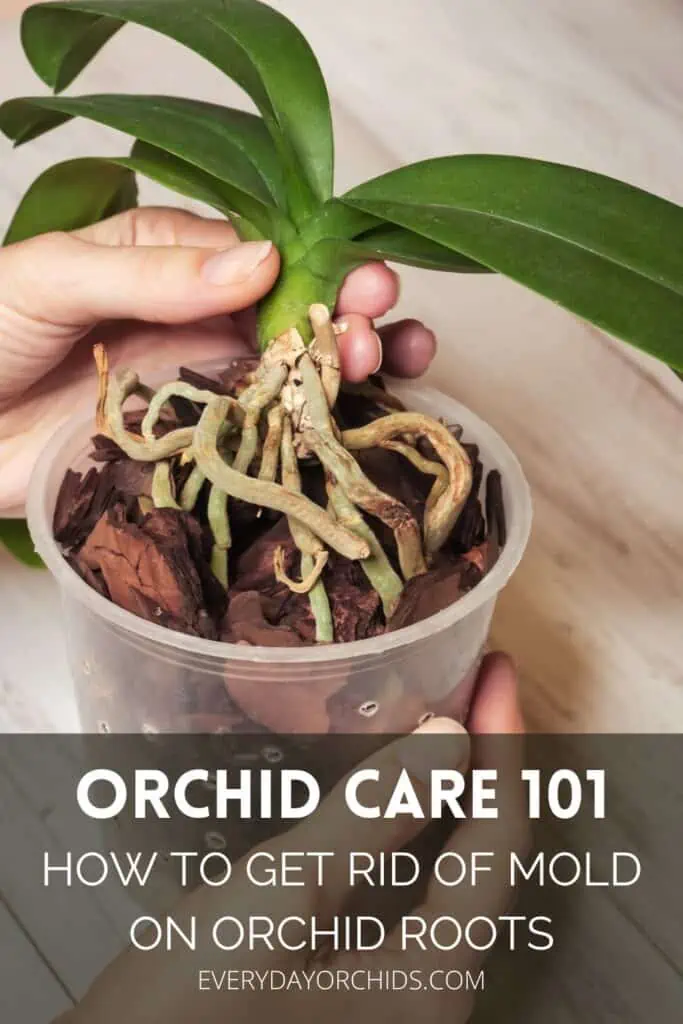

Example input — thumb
[291,717,470,921]
[0,229,280,330]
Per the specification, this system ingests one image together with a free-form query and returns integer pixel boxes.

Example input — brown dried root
[279,415,333,642]
[94,343,109,434]
[298,352,427,580]
[342,413,473,557]
[273,545,329,595]
[258,404,285,482]
[194,397,370,562]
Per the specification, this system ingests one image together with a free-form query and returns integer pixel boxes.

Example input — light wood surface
[0,5,682,1016]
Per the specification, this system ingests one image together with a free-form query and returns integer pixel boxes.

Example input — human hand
[63,653,526,1024]
[0,207,438,514]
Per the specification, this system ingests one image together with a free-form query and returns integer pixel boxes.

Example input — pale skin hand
[0,207,438,515]
[59,654,527,1024]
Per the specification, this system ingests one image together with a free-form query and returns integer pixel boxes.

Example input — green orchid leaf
[345,155,683,370]
[0,520,43,568]
[21,0,334,217]
[122,141,279,241]
[3,157,137,244]
[353,224,488,272]
[0,94,286,208]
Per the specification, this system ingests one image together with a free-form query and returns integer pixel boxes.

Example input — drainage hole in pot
[359,701,379,718]
[262,745,284,764]
[205,831,227,852]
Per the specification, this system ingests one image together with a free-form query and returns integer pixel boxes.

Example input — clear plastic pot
[27,377,532,739]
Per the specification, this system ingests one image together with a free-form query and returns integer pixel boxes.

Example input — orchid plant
[1,0,682,638]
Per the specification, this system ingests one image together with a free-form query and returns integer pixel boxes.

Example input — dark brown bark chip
[90,434,126,462]
[141,508,227,624]
[54,468,97,540]
[234,517,297,593]
[485,469,507,563]
[450,444,486,554]
[178,367,229,394]
[106,459,154,500]
[225,591,308,647]
[79,506,216,638]
[217,357,261,396]
[387,556,482,633]
[326,556,383,643]
[66,553,111,599]
[54,466,117,550]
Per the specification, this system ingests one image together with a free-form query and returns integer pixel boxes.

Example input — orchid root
[326,479,403,618]
[194,397,370,562]
[342,412,473,556]
[279,415,333,643]
[299,352,427,580]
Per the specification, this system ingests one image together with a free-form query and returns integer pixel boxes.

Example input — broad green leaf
[4,157,137,244]
[122,141,279,241]
[21,0,334,216]
[0,94,286,208]
[0,520,43,568]
[353,225,488,272]
[345,156,683,370]
[5,148,281,245]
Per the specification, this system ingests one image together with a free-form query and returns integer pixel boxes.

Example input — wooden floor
[1,0,682,1020]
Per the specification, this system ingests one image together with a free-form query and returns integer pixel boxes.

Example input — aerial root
[278,415,333,642]
[194,397,370,562]
[93,300,473,642]
[342,412,473,556]
[298,351,427,579]
[326,479,403,618]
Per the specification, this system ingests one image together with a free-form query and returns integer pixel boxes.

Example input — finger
[465,651,529,854]
[336,261,400,319]
[378,318,437,378]
[72,206,240,250]
[335,313,382,382]
[406,655,528,970]
[0,231,280,332]
[291,716,470,921]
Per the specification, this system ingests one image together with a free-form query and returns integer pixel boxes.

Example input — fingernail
[370,331,383,375]
[201,241,273,285]
[398,718,469,787]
